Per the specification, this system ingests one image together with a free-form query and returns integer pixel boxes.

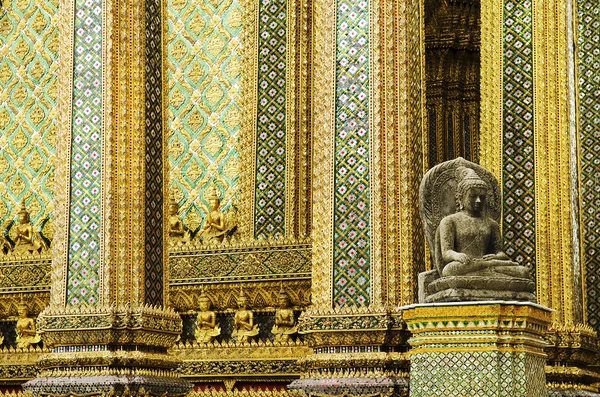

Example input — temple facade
[0,0,598,395]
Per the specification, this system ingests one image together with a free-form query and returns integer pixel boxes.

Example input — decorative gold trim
[237,0,259,242]
[310,0,335,308]
[478,0,503,181]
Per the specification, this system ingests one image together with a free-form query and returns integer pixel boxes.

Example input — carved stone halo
[418,157,501,259]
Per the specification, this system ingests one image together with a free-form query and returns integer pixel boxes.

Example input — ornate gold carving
[478,0,502,180]
[170,280,311,312]
[231,289,259,343]
[271,287,297,342]
[194,291,221,343]
[15,299,41,349]
[169,241,311,284]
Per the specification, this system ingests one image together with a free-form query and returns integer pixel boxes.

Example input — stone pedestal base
[402,301,552,397]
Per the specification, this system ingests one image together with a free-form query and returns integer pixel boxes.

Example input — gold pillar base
[22,305,192,396]
[289,308,409,397]
[403,301,552,397]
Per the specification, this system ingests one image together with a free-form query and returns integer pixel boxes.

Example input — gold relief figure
[271,287,297,342]
[231,289,259,343]
[12,200,49,255]
[194,291,220,344]
[169,197,190,244]
[198,184,237,243]
[16,300,41,349]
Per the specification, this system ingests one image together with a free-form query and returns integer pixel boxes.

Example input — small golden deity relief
[231,289,259,343]
[271,287,297,343]
[197,184,237,243]
[195,291,220,344]
[168,197,190,244]
[9,200,49,255]
[15,300,41,349]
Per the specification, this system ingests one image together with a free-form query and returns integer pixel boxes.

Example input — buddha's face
[462,186,487,215]
[238,297,248,309]
[278,295,290,308]
[18,212,29,224]
[169,205,178,216]
[199,299,210,311]
[18,307,27,318]
[209,199,220,211]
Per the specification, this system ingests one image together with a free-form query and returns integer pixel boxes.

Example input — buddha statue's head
[198,291,212,312]
[206,184,221,211]
[17,300,29,318]
[169,197,180,216]
[455,167,489,216]
[237,289,249,309]
[17,200,30,224]
[278,287,291,308]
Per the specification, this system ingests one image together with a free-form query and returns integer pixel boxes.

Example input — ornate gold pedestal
[403,301,552,397]
[289,308,409,397]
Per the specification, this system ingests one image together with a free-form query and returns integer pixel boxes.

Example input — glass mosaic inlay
[332,0,370,306]
[66,0,103,306]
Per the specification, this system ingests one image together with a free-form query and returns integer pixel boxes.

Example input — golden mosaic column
[291,0,425,394]
[480,0,600,393]
[21,0,191,391]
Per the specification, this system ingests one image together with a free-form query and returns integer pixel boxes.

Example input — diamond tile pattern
[332,0,370,307]
[410,351,546,397]
[577,1,600,330]
[502,0,535,275]
[66,0,103,306]
[167,0,241,231]
[145,0,164,307]
[254,0,287,239]
[0,0,58,236]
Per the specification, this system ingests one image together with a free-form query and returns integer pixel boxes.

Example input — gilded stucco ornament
[231,289,259,343]
[418,157,535,303]
[0,201,50,256]
[271,286,297,342]
[169,196,191,244]
[194,290,221,344]
[197,184,238,244]
[16,299,42,349]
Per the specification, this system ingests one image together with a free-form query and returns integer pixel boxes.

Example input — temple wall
[0,0,58,239]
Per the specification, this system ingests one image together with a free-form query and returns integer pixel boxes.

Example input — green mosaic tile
[410,351,546,397]
[577,0,600,330]
[332,0,370,306]
[502,0,535,276]
[66,0,103,306]
[254,0,287,239]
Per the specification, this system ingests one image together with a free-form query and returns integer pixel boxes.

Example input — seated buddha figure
[231,290,259,343]
[168,197,190,244]
[194,292,220,344]
[197,185,229,243]
[438,167,530,279]
[16,301,41,349]
[271,288,297,343]
[13,201,47,255]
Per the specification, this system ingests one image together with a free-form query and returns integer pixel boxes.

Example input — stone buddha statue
[194,291,220,344]
[418,158,535,303]
[271,287,297,343]
[15,300,41,349]
[231,290,259,343]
